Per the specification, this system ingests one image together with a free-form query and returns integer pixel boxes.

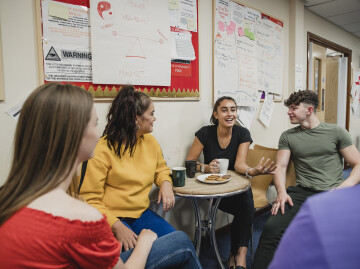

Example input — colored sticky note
[244,28,250,37]
[49,1,69,20]
[218,21,225,32]
[238,27,244,36]
[187,19,195,30]
[226,25,234,35]
[249,32,255,40]
[169,0,180,10]
[229,21,236,31]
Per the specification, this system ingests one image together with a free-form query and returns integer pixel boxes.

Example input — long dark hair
[210,96,237,125]
[0,83,93,225]
[103,85,151,157]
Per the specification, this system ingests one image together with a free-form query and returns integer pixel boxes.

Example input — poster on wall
[213,0,284,107]
[41,0,92,82]
[90,0,172,86]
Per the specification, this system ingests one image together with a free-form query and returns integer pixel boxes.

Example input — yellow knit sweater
[80,135,172,227]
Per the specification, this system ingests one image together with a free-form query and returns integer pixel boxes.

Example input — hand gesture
[209,159,220,174]
[254,157,277,175]
[271,192,293,215]
[158,181,175,211]
[112,220,138,251]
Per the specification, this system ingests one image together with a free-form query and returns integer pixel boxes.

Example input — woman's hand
[158,181,175,211]
[208,159,220,173]
[112,220,138,251]
[251,157,277,176]
[137,229,158,245]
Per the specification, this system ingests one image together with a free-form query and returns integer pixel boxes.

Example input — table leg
[191,198,202,256]
[210,198,225,269]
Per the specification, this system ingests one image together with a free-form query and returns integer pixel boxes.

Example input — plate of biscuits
[197,174,231,184]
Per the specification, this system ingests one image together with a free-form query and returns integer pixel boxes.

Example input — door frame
[306,32,352,130]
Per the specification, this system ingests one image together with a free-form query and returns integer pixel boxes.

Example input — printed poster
[90,0,171,86]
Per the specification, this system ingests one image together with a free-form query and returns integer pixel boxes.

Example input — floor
[199,211,270,269]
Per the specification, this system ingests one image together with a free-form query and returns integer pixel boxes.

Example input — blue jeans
[120,231,202,269]
[119,208,176,238]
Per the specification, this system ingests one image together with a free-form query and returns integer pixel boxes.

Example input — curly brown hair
[284,90,319,110]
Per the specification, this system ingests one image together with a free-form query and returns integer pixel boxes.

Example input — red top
[0,207,121,268]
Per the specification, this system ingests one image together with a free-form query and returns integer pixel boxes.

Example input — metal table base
[191,197,225,269]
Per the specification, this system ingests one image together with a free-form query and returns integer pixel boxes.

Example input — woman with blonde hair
[0,83,201,269]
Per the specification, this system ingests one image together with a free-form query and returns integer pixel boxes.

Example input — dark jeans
[218,188,255,255]
[119,208,176,238]
[253,186,323,269]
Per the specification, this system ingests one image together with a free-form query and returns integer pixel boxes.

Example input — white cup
[218,159,229,174]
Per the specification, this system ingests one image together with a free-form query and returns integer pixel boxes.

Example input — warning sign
[45,47,61,61]
[43,41,92,82]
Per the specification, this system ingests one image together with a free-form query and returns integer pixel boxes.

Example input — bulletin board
[35,0,199,100]
[213,0,284,107]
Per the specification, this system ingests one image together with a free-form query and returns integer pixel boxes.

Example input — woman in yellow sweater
[80,86,176,252]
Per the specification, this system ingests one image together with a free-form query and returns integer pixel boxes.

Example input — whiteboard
[213,0,284,106]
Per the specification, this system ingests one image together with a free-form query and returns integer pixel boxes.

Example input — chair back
[247,149,277,209]
[253,144,296,188]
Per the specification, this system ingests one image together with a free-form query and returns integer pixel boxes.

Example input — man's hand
[112,220,138,251]
[271,192,293,215]
[158,181,175,211]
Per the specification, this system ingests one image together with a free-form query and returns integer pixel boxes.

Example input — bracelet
[245,167,254,178]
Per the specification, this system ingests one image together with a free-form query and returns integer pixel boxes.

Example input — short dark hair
[210,96,237,125]
[284,90,319,110]
[103,85,151,157]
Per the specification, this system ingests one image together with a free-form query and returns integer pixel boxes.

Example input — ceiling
[304,0,360,38]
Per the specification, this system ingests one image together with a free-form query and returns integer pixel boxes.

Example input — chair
[246,148,278,263]
[253,144,296,188]
[247,145,296,262]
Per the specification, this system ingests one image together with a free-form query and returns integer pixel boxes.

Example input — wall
[303,9,360,149]
[1,0,360,234]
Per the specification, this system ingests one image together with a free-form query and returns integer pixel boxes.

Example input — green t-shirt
[278,122,353,191]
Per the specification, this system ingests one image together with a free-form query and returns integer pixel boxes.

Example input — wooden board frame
[0,25,4,101]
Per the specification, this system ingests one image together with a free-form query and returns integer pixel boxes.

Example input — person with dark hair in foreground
[0,83,201,269]
[253,90,360,269]
[269,184,360,269]
[187,96,276,269]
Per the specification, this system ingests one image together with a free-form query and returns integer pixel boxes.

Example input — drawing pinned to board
[213,0,284,106]
[91,0,171,86]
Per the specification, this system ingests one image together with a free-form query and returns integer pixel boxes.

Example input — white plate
[197,174,231,184]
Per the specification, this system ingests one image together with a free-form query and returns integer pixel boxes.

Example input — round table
[173,170,250,269]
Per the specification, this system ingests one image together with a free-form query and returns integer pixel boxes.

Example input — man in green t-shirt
[253,90,360,269]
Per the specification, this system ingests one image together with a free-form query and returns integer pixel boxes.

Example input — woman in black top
[186,96,276,269]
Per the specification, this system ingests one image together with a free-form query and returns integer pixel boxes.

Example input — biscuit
[221,174,231,179]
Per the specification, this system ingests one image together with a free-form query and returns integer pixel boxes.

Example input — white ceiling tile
[327,10,360,26]
[304,0,335,7]
[341,21,360,32]
[307,0,360,17]
[353,32,360,38]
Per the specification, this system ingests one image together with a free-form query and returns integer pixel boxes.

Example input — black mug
[185,160,197,178]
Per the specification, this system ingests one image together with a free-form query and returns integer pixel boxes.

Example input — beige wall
[1,0,360,234]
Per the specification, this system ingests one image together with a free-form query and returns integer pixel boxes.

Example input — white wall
[303,9,360,149]
[1,0,360,234]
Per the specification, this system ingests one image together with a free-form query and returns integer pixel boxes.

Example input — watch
[201,164,205,173]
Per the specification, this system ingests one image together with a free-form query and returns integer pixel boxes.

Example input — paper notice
[171,31,195,60]
[295,64,303,91]
[49,1,69,20]
[6,99,25,120]
[237,106,256,129]
[259,92,274,128]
